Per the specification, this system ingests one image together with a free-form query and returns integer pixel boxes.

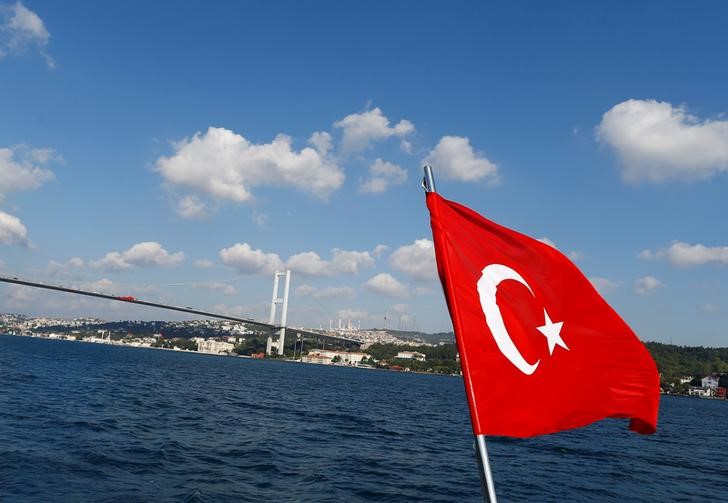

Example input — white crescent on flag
[477,264,541,375]
[477,264,569,375]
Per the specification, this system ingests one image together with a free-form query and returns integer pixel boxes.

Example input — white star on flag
[537,309,568,355]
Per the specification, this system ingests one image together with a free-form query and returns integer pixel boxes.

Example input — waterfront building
[197,339,235,355]
[687,387,712,398]
[302,350,370,365]
[396,351,426,361]
[701,376,719,389]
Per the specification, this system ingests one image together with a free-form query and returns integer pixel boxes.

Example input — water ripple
[1,335,726,502]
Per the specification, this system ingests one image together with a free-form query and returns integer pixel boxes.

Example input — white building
[396,351,426,361]
[197,339,235,355]
[301,353,333,365]
[702,376,719,389]
[688,387,712,398]
[302,350,370,365]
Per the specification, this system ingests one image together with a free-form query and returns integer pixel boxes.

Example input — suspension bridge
[0,272,361,355]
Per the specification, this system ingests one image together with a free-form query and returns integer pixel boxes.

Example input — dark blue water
[0,335,725,502]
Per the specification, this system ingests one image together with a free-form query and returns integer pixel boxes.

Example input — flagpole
[422,165,498,503]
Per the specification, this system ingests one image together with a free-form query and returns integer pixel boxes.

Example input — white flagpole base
[475,434,497,502]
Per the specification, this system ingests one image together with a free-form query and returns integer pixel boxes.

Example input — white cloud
[156,127,344,204]
[701,304,720,313]
[219,243,374,277]
[219,243,283,275]
[286,251,329,276]
[389,239,436,281]
[91,242,185,271]
[596,99,728,183]
[422,136,499,183]
[0,1,54,68]
[4,284,33,308]
[589,277,619,295]
[286,248,374,277]
[0,146,56,197]
[0,210,30,247]
[295,285,356,300]
[194,259,214,268]
[177,195,207,219]
[634,276,664,296]
[364,273,408,298]
[329,249,374,275]
[359,159,408,194]
[309,131,332,156]
[641,241,728,267]
[334,107,415,152]
[372,244,389,258]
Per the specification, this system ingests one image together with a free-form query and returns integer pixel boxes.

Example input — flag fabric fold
[427,192,659,438]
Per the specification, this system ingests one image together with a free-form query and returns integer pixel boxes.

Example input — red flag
[427,192,659,437]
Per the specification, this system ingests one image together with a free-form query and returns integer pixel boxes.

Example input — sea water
[0,334,725,502]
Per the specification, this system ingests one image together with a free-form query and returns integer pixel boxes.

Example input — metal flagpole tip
[422,165,437,193]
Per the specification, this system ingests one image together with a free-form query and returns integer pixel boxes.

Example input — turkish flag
[427,192,659,437]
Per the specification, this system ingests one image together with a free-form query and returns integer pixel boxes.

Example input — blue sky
[1,1,727,345]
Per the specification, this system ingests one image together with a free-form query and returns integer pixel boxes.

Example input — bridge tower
[267,270,291,356]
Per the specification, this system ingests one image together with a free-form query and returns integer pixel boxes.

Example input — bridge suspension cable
[0,275,274,329]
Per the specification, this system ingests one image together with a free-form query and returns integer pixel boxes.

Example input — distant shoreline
[0,333,459,377]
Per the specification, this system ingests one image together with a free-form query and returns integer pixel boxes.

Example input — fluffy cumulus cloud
[0,146,56,198]
[0,145,60,247]
[389,239,437,281]
[334,107,415,152]
[634,276,664,296]
[372,244,389,258]
[359,159,407,194]
[422,136,499,183]
[328,249,374,275]
[156,127,344,214]
[296,285,356,300]
[0,1,54,68]
[596,99,728,183]
[285,248,374,277]
[589,277,619,295]
[641,241,728,267]
[91,242,185,271]
[219,242,374,277]
[286,251,329,276]
[0,210,30,246]
[219,243,284,275]
[364,273,408,298]
[176,195,208,219]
